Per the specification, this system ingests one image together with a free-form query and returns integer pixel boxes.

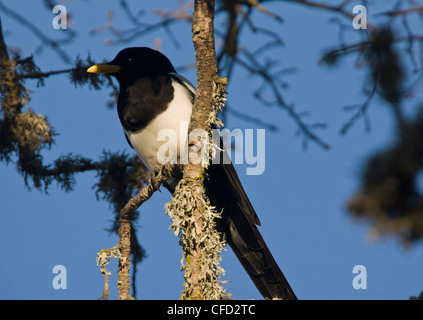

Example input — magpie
[87,47,297,300]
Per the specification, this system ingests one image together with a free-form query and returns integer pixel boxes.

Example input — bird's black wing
[124,132,134,149]
[169,73,195,104]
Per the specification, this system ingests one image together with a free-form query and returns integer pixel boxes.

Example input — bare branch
[116,165,172,300]
[234,49,330,149]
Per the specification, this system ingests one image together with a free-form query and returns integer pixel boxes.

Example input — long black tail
[204,161,297,300]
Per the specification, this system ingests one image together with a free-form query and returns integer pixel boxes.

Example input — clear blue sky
[0,1,422,300]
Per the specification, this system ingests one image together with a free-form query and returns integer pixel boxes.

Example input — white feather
[124,77,194,172]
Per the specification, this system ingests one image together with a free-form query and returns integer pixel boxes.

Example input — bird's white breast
[124,79,193,172]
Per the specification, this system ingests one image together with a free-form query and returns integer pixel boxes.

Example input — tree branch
[165,0,229,300]
[98,165,172,300]
[117,165,172,300]
[183,0,219,300]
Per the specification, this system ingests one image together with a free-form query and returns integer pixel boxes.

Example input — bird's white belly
[125,81,192,172]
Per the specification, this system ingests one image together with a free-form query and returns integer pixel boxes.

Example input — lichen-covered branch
[166,176,228,300]
[97,165,172,300]
[166,78,229,300]
[167,78,228,300]
[164,0,229,300]
[96,246,120,300]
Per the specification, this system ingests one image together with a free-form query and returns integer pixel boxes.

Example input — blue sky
[0,0,422,300]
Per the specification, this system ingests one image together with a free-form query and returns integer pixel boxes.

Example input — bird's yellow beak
[87,63,121,74]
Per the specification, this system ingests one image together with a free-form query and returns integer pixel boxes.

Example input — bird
[87,47,297,300]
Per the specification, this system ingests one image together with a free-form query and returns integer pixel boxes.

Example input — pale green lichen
[204,77,228,168]
[209,77,227,128]
[96,246,121,300]
[165,180,229,300]
[12,110,55,151]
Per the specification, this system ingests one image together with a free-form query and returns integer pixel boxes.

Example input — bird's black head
[87,47,176,85]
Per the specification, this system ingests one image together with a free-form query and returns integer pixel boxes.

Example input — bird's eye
[128,58,132,63]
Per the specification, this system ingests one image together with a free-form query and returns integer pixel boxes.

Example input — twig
[119,165,173,219]
[379,5,423,17]
[226,103,278,131]
[19,68,76,79]
[234,51,330,149]
[339,67,379,135]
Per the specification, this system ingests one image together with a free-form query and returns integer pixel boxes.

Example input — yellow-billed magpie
[87,47,297,300]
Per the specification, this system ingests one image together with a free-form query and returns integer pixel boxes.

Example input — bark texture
[167,0,228,300]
